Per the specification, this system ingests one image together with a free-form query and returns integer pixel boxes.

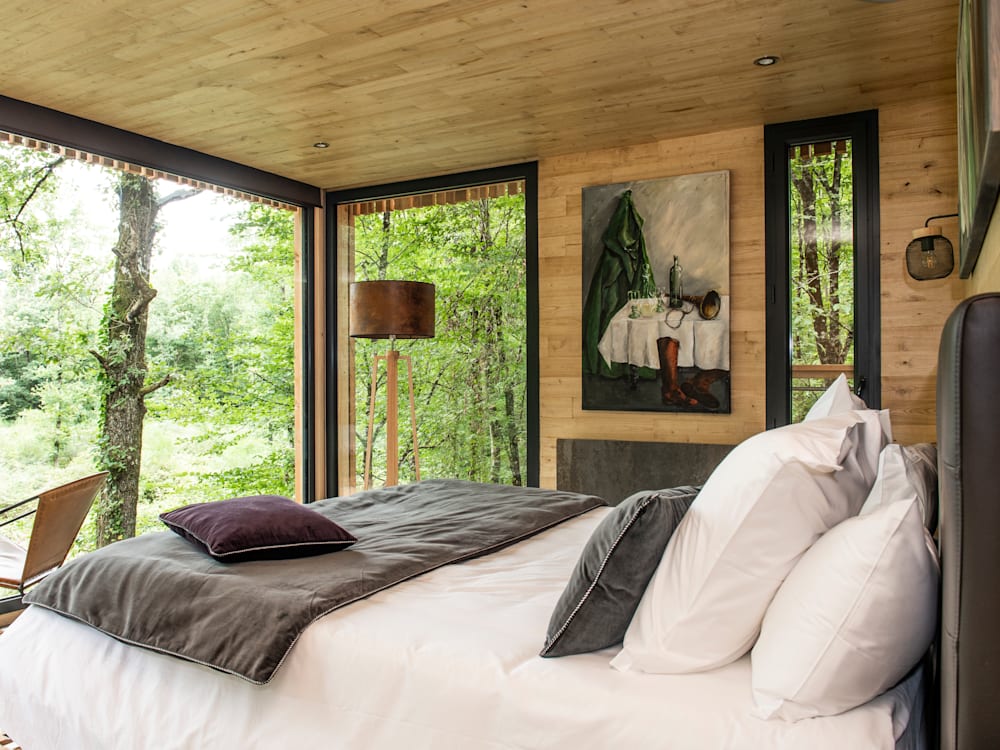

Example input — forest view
[789,139,856,421]
[0,142,295,555]
[0,143,529,557]
[351,191,526,489]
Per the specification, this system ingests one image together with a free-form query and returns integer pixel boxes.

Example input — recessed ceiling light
[753,55,780,67]
[312,142,329,149]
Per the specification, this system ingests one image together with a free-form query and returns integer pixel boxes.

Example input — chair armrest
[0,593,24,616]
[0,496,38,528]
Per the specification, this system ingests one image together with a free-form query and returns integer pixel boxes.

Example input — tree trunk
[488,417,502,484]
[377,209,391,280]
[92,174,185,546]
[503,387,522,486]
[822,148,852,363]
[792,162,834,363]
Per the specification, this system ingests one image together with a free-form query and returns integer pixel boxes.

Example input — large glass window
[342,188,526,489]
[0,140,301,554]
[329,165,539,494]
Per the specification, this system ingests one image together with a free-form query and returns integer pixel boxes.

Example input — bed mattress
[0,507,924,749]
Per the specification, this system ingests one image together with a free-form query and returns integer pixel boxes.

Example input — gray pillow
[160,495,357,562]
[540,485,700,657]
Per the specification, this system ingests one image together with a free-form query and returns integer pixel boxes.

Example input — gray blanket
[24,480,604,684]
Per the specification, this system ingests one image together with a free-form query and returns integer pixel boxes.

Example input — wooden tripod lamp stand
[349,280,436,489]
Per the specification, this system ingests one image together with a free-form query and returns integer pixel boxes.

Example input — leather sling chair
[0,472,108,628]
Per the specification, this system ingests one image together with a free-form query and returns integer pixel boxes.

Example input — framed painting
[957,0,1000,277]
[582,171,730,413]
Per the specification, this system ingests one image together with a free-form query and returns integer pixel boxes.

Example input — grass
[0,409,287,555]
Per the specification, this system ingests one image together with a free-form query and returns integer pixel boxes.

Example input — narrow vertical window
[765,111,880,427]
[789,139,855,420]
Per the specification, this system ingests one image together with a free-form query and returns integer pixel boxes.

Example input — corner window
[327,164,539,495]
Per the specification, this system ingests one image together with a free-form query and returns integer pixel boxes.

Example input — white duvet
[0,508,923,749]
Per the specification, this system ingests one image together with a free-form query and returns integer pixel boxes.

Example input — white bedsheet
[0,507,924,749]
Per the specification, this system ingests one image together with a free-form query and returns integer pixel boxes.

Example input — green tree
[0,145,99,438]
[0,143,297,549]
[790,141,856,420]
[353,194,526,487]
[145,202,296,500]
[91,174,195,546]
[0,145,63,270]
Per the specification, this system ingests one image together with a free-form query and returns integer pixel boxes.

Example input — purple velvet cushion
[160,495,356,562]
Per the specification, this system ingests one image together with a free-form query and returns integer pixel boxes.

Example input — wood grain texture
[0,0,958,190]
[312,204,329,500]
[336,207,357,497]
[293,208,304,502]
[969,202,1000,294]
[878,95,967,444]
[536,93,964,488]
[538,126,766,488]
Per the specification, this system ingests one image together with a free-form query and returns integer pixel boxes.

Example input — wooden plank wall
[969,202,1000,294]
[536,93,965,488]
[878,94,967,440]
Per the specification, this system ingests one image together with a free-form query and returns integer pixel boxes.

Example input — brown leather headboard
[937,293,1000,750]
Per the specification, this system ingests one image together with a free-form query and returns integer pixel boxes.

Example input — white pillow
[862,444,917,512]
[611,409,888,674]
[804,373,868,420]
[861,443,937,529]
[750,496,939,721]
[0,533,26,583]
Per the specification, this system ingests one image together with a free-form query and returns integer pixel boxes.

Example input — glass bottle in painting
[669,255,683,308]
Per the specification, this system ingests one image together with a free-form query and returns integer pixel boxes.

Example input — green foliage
[0,143,296,554]
[353,194,526,486]
[145,201,296,500]
[0,158,107,431]
[789,141,855,364]
[0,143,64,271]
[789,141,856,422]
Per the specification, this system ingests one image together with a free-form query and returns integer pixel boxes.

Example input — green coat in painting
[582,190,655,378]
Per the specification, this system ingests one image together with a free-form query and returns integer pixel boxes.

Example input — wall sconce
[349,280,436,489]
[905,214,958,280]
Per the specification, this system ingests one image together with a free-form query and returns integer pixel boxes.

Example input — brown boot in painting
[681,369,728,410]
[657,336,697,407]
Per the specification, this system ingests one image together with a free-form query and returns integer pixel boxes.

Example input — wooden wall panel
[293,209,304,502]
[537,93,963,488]
[312,204,329,500]
[877,95,967,444]
[537,126,766,488]
[969,202,1000,294]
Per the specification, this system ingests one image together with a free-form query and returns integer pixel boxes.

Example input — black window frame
[325,162,540,493]
[764,110,881,428]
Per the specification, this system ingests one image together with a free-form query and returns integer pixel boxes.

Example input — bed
[0,293,996,750]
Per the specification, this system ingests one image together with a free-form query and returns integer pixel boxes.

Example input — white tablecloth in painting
[597,296,730,370]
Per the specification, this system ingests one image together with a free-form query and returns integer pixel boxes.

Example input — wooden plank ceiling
[0,0,957,191]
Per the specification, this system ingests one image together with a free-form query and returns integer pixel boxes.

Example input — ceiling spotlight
[753,55,780,67]
[312,142,329,149]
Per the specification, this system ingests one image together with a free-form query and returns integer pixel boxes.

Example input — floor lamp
[349,280,436,489]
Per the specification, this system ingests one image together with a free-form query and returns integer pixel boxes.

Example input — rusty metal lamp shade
[349,279,435,491]
[349,280,435,339]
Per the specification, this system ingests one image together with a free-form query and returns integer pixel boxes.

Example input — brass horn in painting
[682,290,722,320]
